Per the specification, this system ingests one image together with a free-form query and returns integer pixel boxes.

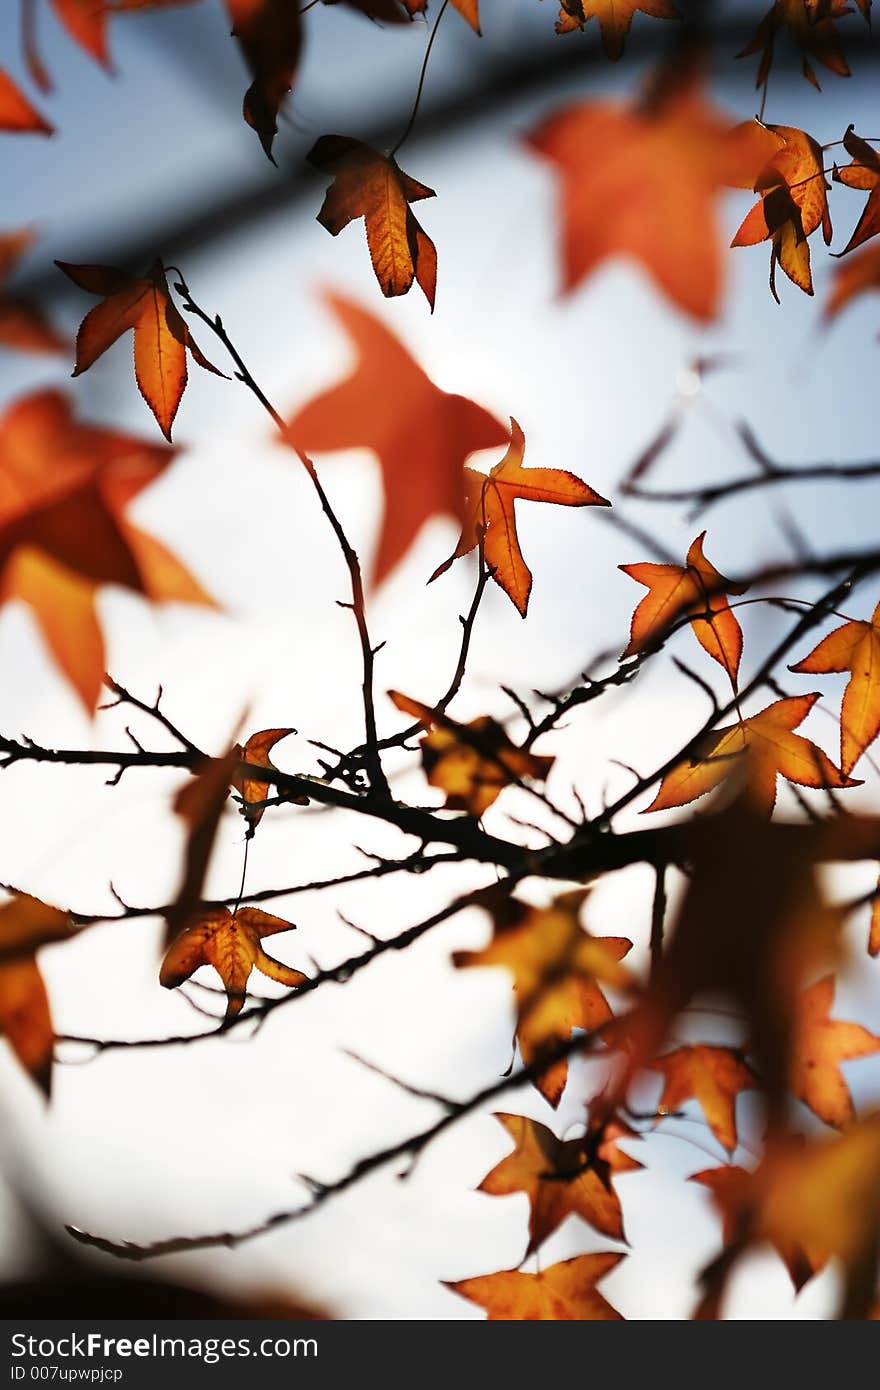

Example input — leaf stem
[389,0,450,158]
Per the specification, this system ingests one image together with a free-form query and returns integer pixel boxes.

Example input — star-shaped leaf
[430,418,610,616]
[554,0,679,57]
[389,692,554,817]
[648,1045,758,1153]
[445,1253,624,1320]
[480,1112,639,1251]
[694,1116,880,1319]
[832,126,880,255]
[307,137,437,305]
[620,532,746,687]
[0,389,212,709]
[738,0,858,92]
[524,67,784,320]
[691,1164,821,1297]
[645,692,857,816]
[0,893,73,1097]
[160,906,306,1019]
[732,124,831,299]
[454,889,633,1106]
[790,599,880,775]
[287,292,507,584]
[232,728,307,833]
[57,259,224,440]
[791,975,880,1128]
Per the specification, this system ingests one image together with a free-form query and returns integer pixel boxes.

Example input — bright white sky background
[0,0,880,1320]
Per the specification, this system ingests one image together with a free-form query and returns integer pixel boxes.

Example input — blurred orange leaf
[0,893,73,1097]
[791,975,880,1128]
[288,292,507,584]
[525,68,783,320]
[738,0,857,92]
[0,231,67,354]
[0,69,51,133]
[870,874,880,957]
[695,1116,880,1318]
[624,798,846,1125]
[826,238,880,321]
[390,690,554,816]
[692,1163,822,1297]
[454,888,633,1106]
[0,389,212,709]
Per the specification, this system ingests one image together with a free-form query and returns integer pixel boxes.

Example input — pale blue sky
[0,0,879,1319]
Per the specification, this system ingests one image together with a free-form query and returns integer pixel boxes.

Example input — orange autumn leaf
[446,1253,624,1320]
[696,1116,880,1318]
[791,975,880,1128]
[40,5,295,156]
[870,873,880,957]
[308,137,437,305]
[160,906,306,1019]
[624,798,846,1128]
[645,692,857,816]
[832,126,880,255]
[46,0,113,70]
[397,0,481,26]
[232,727,307,833]
[454,889,633,1107]
[554,0,679,57]
[691,1163,822,1295]
[620,532,746,687]
[227,0,302,162]
[731,124,831,299]
[825,239,880,322]
[738,0,856,92]
[27,3,197,91]
[0,389,212,710]
[57,259,224,441]
[431,419,610,617]
[789,600,880,775]
[287,292,507,584]
[480,1113,639,1252]
[524,68,784,321]
[389,691,554,816]
[0,231,67,354]
[0,69,52,133]
[0,893,73,1097]
[648,1045,758,1154]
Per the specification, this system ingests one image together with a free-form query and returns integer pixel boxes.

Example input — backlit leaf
[57,259,224,440]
